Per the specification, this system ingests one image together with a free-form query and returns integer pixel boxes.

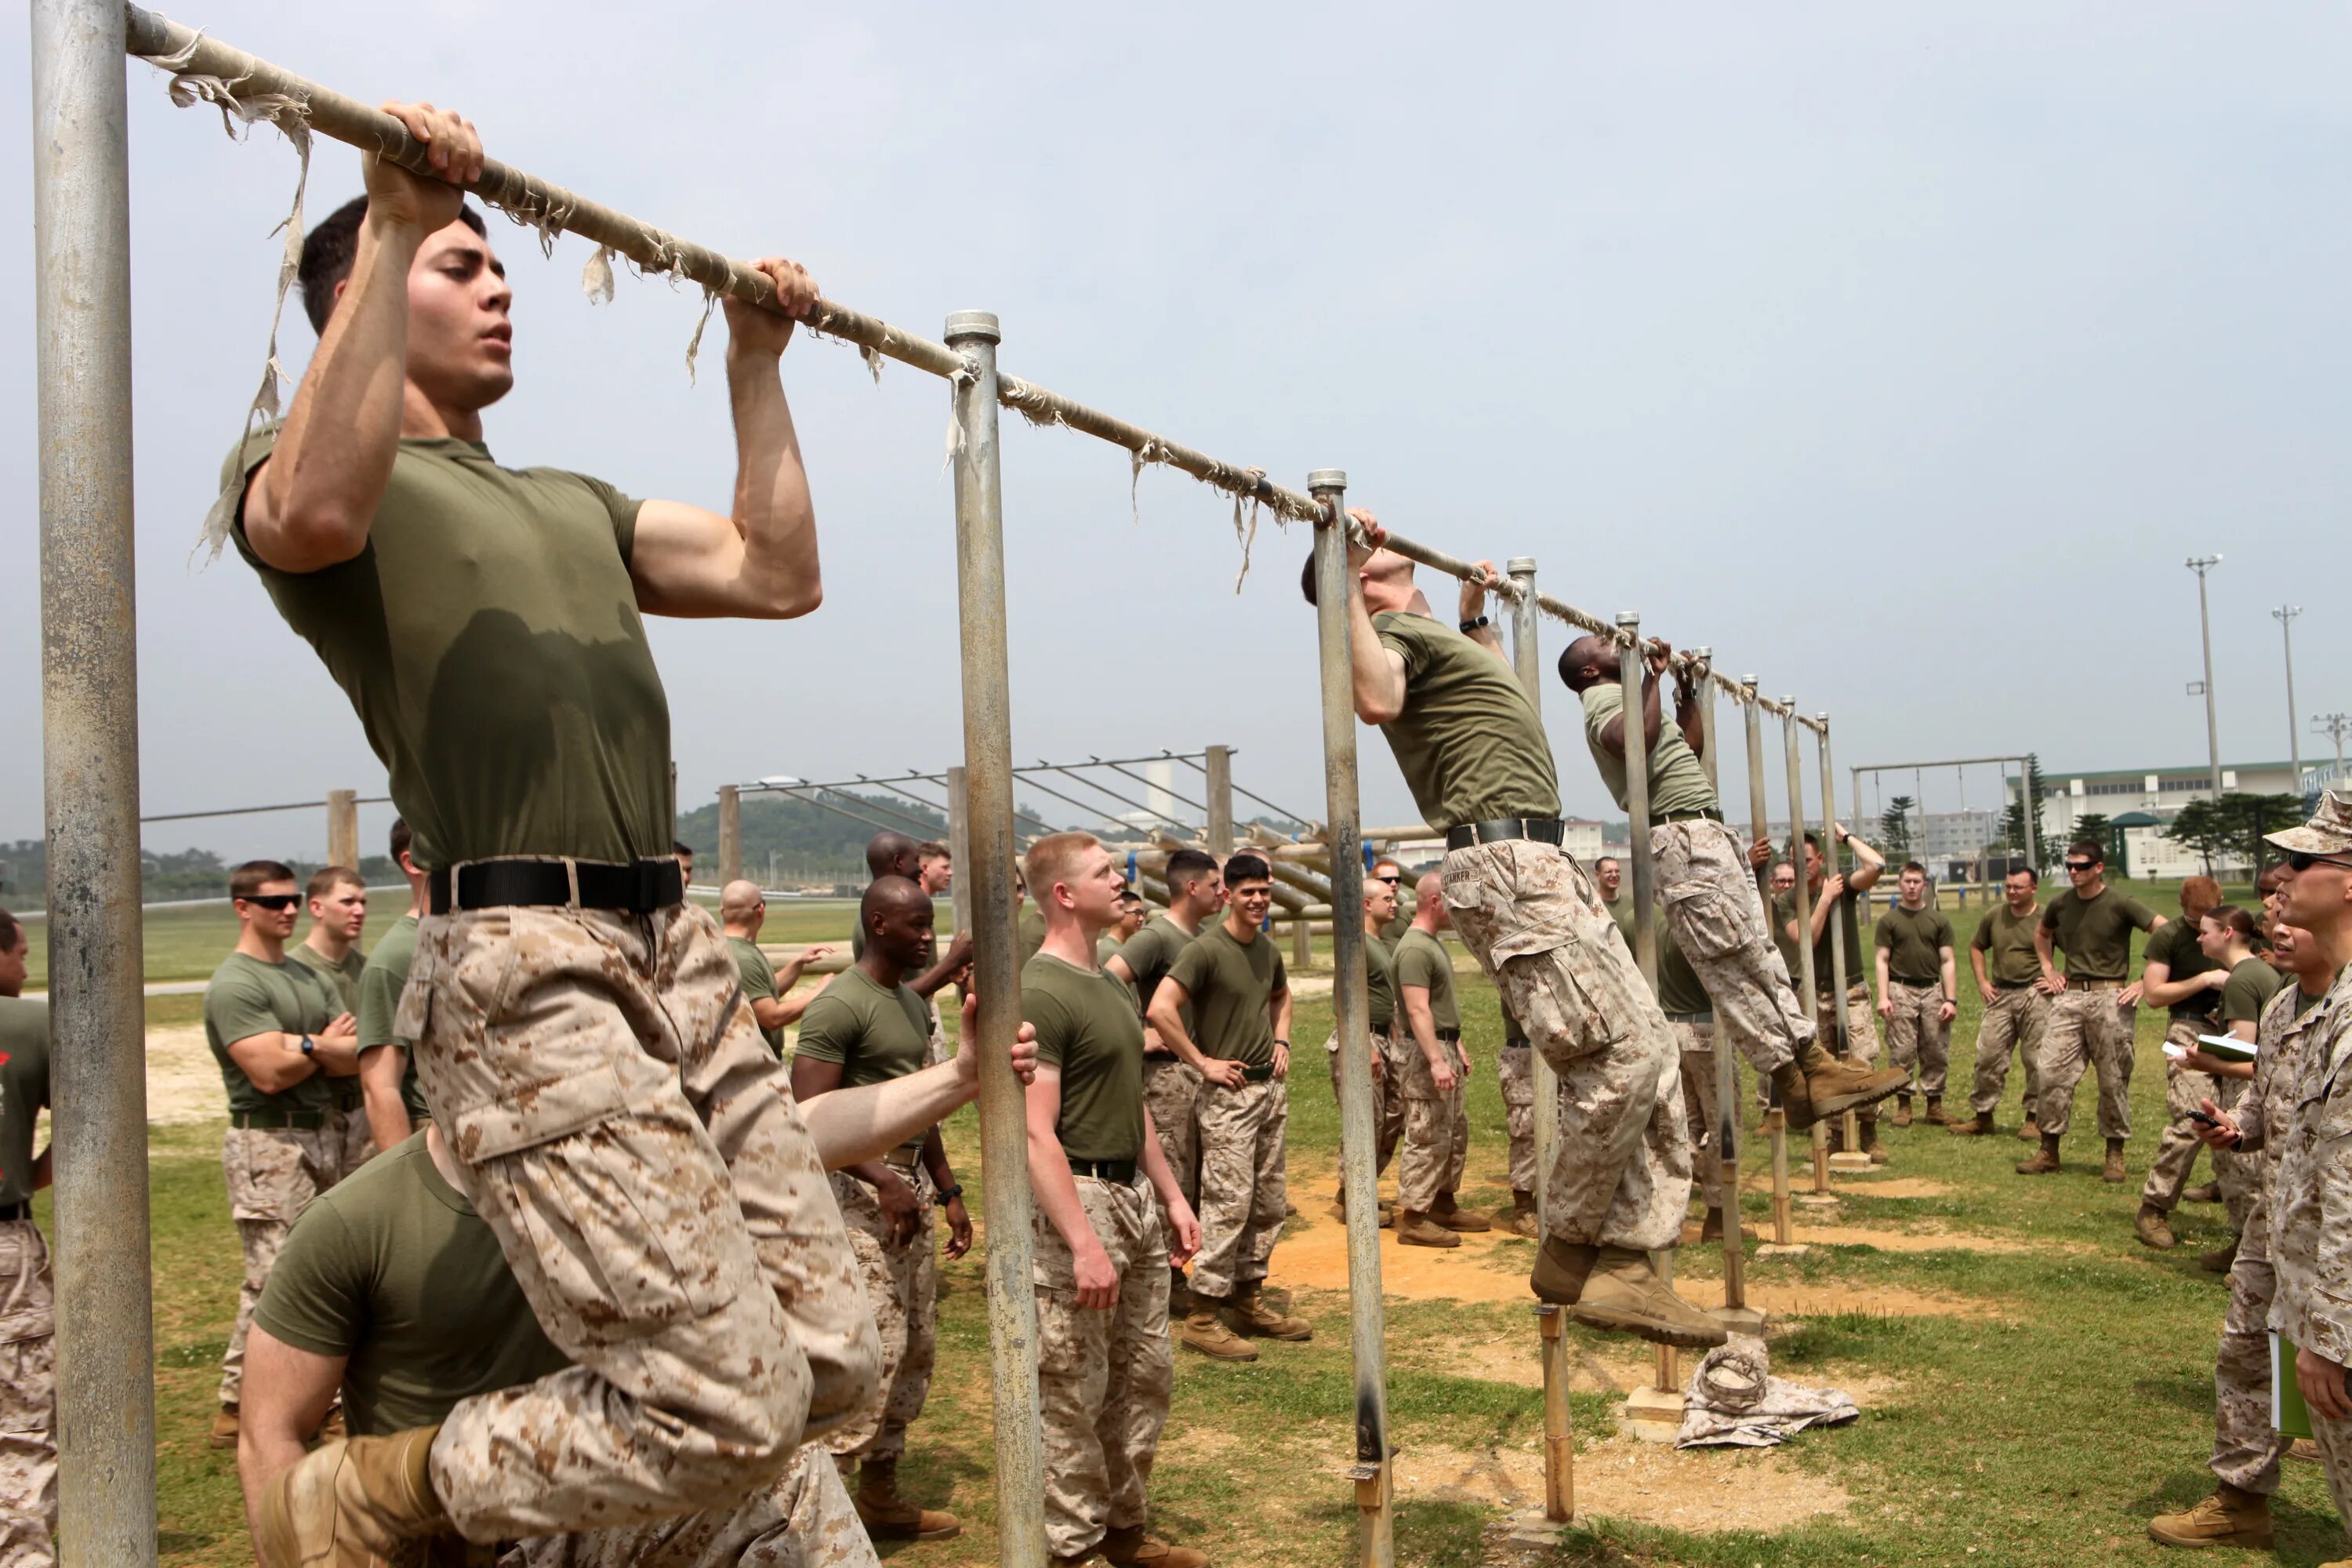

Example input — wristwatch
[939,1181,965,1202]
[1459,615,1489,634]
[1273,1038,1290,1048]
[298,1035,316,1056]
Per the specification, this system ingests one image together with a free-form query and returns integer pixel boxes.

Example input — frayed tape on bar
[582,245,616,304]
[1229,469,1267,593]
[683,286,719,384]
[1129,438,1167,525]
[943,362,977,471]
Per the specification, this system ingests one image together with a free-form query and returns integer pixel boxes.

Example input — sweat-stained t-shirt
[1577,681,1716,822]
[1874,904,1955,988]
[728,935,783,1055]
[225,427,671,871]
[205,950,339,1117]
[1370,611,1559,831]
[794,966,935,1152]
[1021,953,1145,1163]
[1972,902,2044,989]
[1392,927,1459,1034]
[0,998,50,1209]
[2142,920,2223,1022]
[354,913,430,1123]
[2039,887,2158,983]
[1165,921,1287,1069]
[252,1131,568,1436]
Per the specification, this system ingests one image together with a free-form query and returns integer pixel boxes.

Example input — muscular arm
[238,1329,346,1541]
[1270,982,1294,1077]
[1970,942,1992,1000]
[225,1032,321,1098]
[1674,678,1704,759]
[789,1054,898,1196]
[358,1045,415,1153]
[1844,833,1885,896]
[1149,977,1237,1087]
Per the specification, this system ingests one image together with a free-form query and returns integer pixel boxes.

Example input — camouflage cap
[2266,789,2352,857]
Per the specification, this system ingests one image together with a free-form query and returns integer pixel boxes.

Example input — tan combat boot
[1893,1094,1914,1129]
[2016,1116,2041,1142]
[209,1403,240,1451]
[256,1425,451,1568]
[1168,1268,1192,1322]
[1860,1117,1889,1165]
[1101,1524,1210,1568]
[1699,1206,1726,1243]
[2147,1483,2274,1548]
[2183,1180,2223,1205]
[1925,1094,1951,1126]
[1225,1283,1312,1341]
[2201,1235,2241,1274]
[1530,1238,1598,1305]
[855,1457,962,1541]
[1949,1110,1994,1137]
[2134,1203,2176,1250]
[1567,1247,1730,1348]
[1429,1192,1492,1233]
[2103,1137,2129,1184]
[1780,1044,1909,1129]
[1494,1190,1541,1239]
[1178,1305,1258,1362]
[1396,1210,1460,1249]
[2016,1133,2062,1175]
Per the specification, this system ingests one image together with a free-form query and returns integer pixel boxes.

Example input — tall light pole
[2318,712,2350,789]
[2274,605,2303,796]
[2187,555,2223,796]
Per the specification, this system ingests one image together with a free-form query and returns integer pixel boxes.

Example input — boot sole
[864,1520,964,1542]
[1399,1234,1461,1249]
[2147,1524,2272,1549]
[1802,1073,1911,1124]
[1178,1336,1258,1362]
[1568,1301,1729,1348]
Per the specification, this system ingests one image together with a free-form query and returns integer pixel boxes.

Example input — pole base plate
[1827,1152,1873,1172]
[1709,1304,1769,1334]
[1617,1384,1686,1443]
[1754,1242,1810,1258]
[1506,1510,1575,1544]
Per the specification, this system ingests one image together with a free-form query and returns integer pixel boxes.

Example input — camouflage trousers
[1671,1018,1739,1213]
[1189,1077,1287,1298]
[499,1443,876,1568]
[0,1221,55,1568]
[219,1123,337,1408]
[1032,1176,1173,1560]
[1882,981,1951,1099]
[2313,1408,2352,1544]
[398,895,877,1541]
[1496,1043,1539,1196]
[2143,1018,2247,1214]
[1969,986,2048,1120]
[1396,1034,1469,1212]
[822,1167,936,1464]
[1441,839,1690,1253]
[1814,987,1886,1135]
[1326,1029,1404,1185]
[1142,1055,1201,1214]
[2211,1203,2289,1495]
[1652,820,1806,1074]
[2036,985,2136,1140]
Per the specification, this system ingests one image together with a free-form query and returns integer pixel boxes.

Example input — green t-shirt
[1166,922,1287,1068]
[1577,681,1715,822]
[1658,917,1710,1018]
[1874,903,1954,988]
[2038,887,2158,983]
[2222,956,2285,1028]
[794,967,934,1152]
[1606,893,1637,950]
[1021,953,1146,1163]
[1392,928,1459,1033]
[1380,902,1414,946]
[1971,902,2044,989]
[0,999,51,1209]
[205,950,339,1116]
[728,935,783,1055]
[1018,907,1047,966]
[2142,920,2223,1021]
[1363,932,1397,1033]
[1370,611,1559,831]
[1113,915,1199,1012]
[226,427,671,871]
[252,1132,568,1436]
[354,913,429,1123]
[291,943,367,1112]
[1775,886,1864,995]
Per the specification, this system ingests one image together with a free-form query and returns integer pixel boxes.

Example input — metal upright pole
[1783,706,1830,1196]
[1687,652,1745,1313]
[947,766,973,934]
[717,784,742,887]
[1690,648,1719,795]
[1205,744,1235,855]
[1308,472,1394,1568]
[2275,607,2303,794]
[32,2,157,1561]
[944,310,1044,1568]
[2019,756,2040,876]
[325,788,360,869]
[2188,555,2223,796]
[1616,616,1658,993]
[1742,682,1791,1246]
[1818,716,1866,1171]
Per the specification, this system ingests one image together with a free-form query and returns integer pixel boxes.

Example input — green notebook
[2198,1033,2259,1065]
[2273,1333,2313,1439]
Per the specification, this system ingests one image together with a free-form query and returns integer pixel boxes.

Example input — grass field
[78,872,2352,1566]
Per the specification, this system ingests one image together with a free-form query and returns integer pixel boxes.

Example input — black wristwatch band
[939,1181,965,1201]
[1459,615,1490,634]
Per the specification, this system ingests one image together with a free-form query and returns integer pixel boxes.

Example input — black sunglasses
[2288,851,2352,873]
[239,893,300,910]
[2063,860,2096,872]
[1374,873,1402,884]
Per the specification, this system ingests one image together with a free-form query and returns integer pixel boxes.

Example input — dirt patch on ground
[149,1025,227,1126]
[1271,1217,1532,1305]
[1406,1437,1851,1533]
[1731,1280,2000,1320]
[1778,1223,2044,1255]
[1739,1168,1954,1201]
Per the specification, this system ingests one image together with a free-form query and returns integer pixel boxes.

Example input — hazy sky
[5,2,2347,868]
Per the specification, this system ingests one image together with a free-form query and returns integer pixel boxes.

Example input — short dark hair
[230,859,296,899]
[2205,905,2259,943]
[1164,848,1219,895]
[1595,855,1621,873]
[307,866,364,900]
[917,841,951,862]
[388,817,412,866]
[1223,851,1272,887]
[673,840,695,859]
[2005,866,2039,886]
[1555,636,1616,693]
[1299,552,1319,607]
[1901,861,1929,877]
[0,908,20,955]
[2067,839,2104,866]
[1802,831,1822,851]
[298,194,488,336]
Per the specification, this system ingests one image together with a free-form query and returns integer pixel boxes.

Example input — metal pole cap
[1781,696,1795,708]
[1307,468,1347,492]
[1507,556,1537,575]
[1742,674,1759,686]
[1817,711,1831,724]
[944,310,1000,343]
[1616,611,1641,630]
[1690,645,1712,659]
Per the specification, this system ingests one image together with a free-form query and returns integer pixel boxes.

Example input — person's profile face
[405,220,514,412]
[0,932,26,997]
[311,883,368,940]
[1366,880,1398,924]
[2198,915,2232,962]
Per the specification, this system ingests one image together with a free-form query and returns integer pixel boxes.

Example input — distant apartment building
[2028,760,2306,880]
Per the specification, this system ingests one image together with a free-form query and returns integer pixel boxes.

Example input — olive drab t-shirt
[1776,886,1864,996]
[1363,932,1398,1033]
[2142,920,2223,1022]
[1018,907,1047,967]
[1166,921,1287,1069]
[252,1132,568,1436]
[225,427,672,871]
[2222,956,2285,1029]
[205,950,340,1117]
[0,998,51,1209]
[292,942,368,1113]
[355,913,430,1123]
[1113,916,1199,1014]
[794,967,935,1153]
[1392,927,1460,1033]
[1874,904,1955,988]
[2039,887,2158,983]
[1370,611,1559,831]
[1607,894,1637,950]
[1972,902,2045,989]
[1577,681,1716,822]
[1657,916,1711,1018]
[1021,953,1146,1163]
[728,935,783,1055]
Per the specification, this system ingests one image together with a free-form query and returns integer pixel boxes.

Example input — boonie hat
[2266,789,2352,858]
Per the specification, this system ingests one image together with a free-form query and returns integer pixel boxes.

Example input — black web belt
[428,858,685,915]
[1445,817,1565,851]
[1070,1158,1138,1183]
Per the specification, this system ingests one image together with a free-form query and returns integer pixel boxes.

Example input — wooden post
[717,784,742,887]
